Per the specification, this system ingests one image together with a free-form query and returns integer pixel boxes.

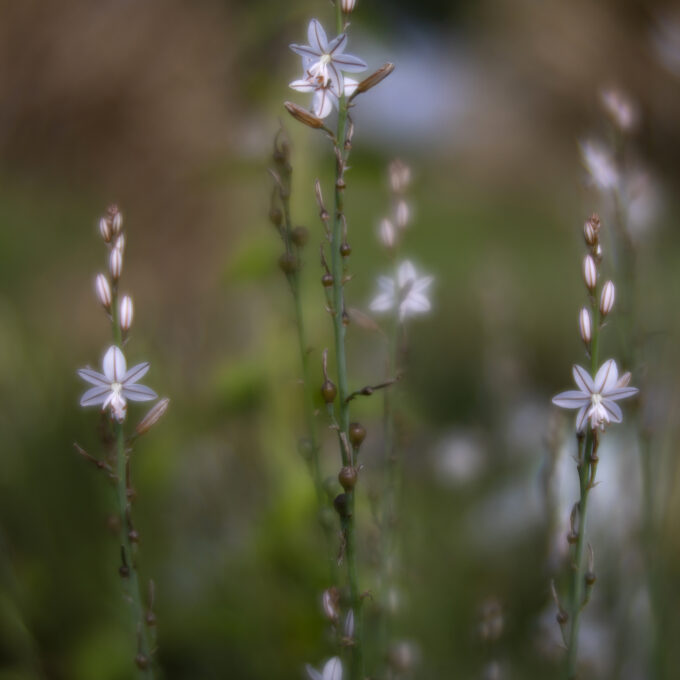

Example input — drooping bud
[109,248,123,280]
[341,0,357,13]
[135,398,170,436]
[379,218,396,249]
[95,273,112,309]
[395,200,410,229]
[355,62,395,95]
[583,255,597,291]
[119,295,134,332]
[600,280,615,316]
[284,101,325,129]
[99,217,113,243]
[579,307,592,344]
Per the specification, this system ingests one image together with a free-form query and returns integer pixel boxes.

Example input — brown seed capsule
[119,565,130,578]
[321,273,334,288]
[567,531,578,545]
[278,252,297,274]
[128,530,140,544]
[334,493,351,518]
[321,380,337,403]
[135,654,149,670]
[340,242,351,257]
[342,310,350,326]
[556,610,569,625]
[145,611,157,627]
[284,101,325,129]
[291,226,309,247]
[269,208,283,227]
[339,466,358,491]
[349,422,366,447]
[585,571,596,586]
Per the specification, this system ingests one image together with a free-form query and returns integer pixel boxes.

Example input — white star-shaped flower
[370,260,434,321]
[552,359,638,432]
[289,19,366,117]
[305,656,342,680]
[78,345,158,423]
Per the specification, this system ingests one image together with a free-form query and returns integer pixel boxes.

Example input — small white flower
[305,657,343,680]
[290,19,367,94]
[552,359,638,432]
[78,345,157,422]
[370,260,433,321]
[580,140,620,191]
[289,75,359,118]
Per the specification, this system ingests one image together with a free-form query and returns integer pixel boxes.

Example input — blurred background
[1,0,679,678]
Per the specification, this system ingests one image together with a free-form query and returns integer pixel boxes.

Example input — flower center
[320,53,332,66]
[111,382,122,395]
[590,393,602,408]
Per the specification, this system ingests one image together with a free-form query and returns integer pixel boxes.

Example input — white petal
[327,63,343,94]
[605,386,639,401]
[307,19,328,53]
[576,404,589,431]
[77,367,109,386]
[290,44,322,60]
[103,346,127,382]
[289,79,316,93]
[305,665,323,680]
[404,292,431,313]
[412,275,434,294]
[594,359,618,393]
[572,365,594,394]
[123,362,150,385]
[80,385,112,407]
[377,276,395,293]
[552,391,590,409]
[344,77,359,97]
[601,399,623,423]
[397,260,416,288]
[332,52,367,72]
[122,384,158,402]
[370,293,395,312]
[322,657,343,680]
[312,88,334,119]
[327,33,347,56]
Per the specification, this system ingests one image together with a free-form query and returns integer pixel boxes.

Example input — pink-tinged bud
[579,307,592,344]
[584,221,596,246]
[109,248,123,280]
[112,210,123,235]
[583,255,597,290]
[95,273,112,309]
[379,218,396,249]
[322,587,340,623]
[389,159,411,194]
[395,200,410,229]
[99,217,113,243]
[344,609,355,639]
[616,371,632,388]
[355,62,395,95]
[119,295,133,332]
[135,398,170,436]
[114,233,125,253]
[600,280,615,316]
[341,0,357,12]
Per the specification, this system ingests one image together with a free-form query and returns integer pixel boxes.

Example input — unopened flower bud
[583,254,597,290]
[389,159,411,194]
[579,307,592,344]
[344,609,355,639]
[355,62,395,95]
[348,422,366,448]
[112,210,123,235]
[379,218,396,249]
[109,248,123,280]
[339,466,358,491]
[99,217,113,243]
[600,280,615,316]
[136,398,170,436]
[322,587,340,623]
[341,0,357,13]
[395,200,410,229]
[584,221,597,246]
[119,295,133,332]
[321,380,337,403]
[114,233,125,254]
[284,101,325,129]
[95,273,112,309]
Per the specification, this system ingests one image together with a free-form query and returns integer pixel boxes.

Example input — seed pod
[355,62,395,95]
[583,255,597,291]
[579,307,592,344]
[95,273,112,309]
[340,242,351,257]
[119,295,133,332]
[269,208,283,227]
[333,493,350,518]
[556,610,569,625]
[278,252,297,274]
[338,466,358,491]
[136,398,170,436]
[321,273,334,288]
[348,422,366,447]
[291,226,309,247]
[135,654,149,670]
[284,101,325,129]
[585,571,596,586]
[600,280,615,316]
[321,380,337,403]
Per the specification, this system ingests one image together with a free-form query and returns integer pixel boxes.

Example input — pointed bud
[579,307,592,344]
[355,63,395,95]
[119,295,133,332]
[95,273,112,309]
[284,101,325,129]
[135,398,170,436]
[583,255,597,290]
[344,609,355,639]
[109,248,123,280]
[114,233,125,253]
[395,200,410,229]
[99,217,113,243]
[379,218,396,249]
[600,280,615,316]
[322,587,340,623]
[341,0,357,12]
[584,221,597,246]
[389,159,411,194]
[112,210,123,235]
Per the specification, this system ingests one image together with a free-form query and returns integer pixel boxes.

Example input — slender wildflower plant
[75,205,168,677]
[284,2,394,677]
[550,213,638,679]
